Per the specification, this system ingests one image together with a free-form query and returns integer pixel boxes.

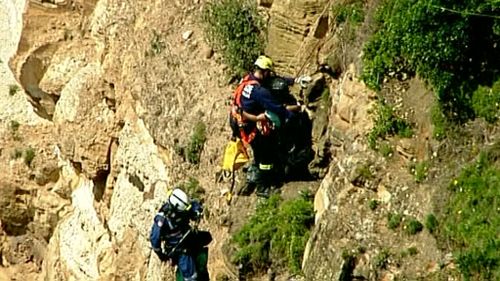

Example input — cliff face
[0,0,179,279]
[0,0,463,280]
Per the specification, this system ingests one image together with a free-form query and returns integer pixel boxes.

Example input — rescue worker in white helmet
[150,188,212,281]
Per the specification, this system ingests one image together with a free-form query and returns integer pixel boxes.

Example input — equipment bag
[222,138,249,172]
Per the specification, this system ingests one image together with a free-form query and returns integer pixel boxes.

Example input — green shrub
[202,0,265,75]
[407,246,418,256]
[331,0,365,25]
[405,218,423,235]
[472,79,500,123]
[321,87,330,106]
[150,30,165,56]
[232,195,314,275]
[186,121,207,164]
[368,102,413,149]
[9,120,20,132]
[24,147,35,167]
[374,248,390,269]
[442,151,500,279]
[9,84,20,96]
[9,120,22,141]
[379,142,393,157]
[362,0,500,123]
[182,177,205,200]
[387,212,402,230]
[400,246,418,258]
[425,213,438,234]
[368,199,379,211]
[411,161,428,183]
[431,103,448,140]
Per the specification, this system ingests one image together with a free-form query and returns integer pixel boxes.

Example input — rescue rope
[429,4,500,20]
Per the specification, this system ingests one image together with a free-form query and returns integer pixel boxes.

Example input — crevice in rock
[71,160,83,174]
[104,81,116,112]
[339,254,356,281]
[19,43,61,121]
[93,140,114,202]
[0,183,35,236]
[313,15,329,39]
[128,174,145,192]
[92,169,108,202]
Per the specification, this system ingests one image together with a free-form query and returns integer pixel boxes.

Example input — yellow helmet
[254,55,273,70]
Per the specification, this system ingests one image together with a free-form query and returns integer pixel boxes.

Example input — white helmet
[168,188,190,211]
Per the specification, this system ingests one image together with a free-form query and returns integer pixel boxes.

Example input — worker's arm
[253,86,293,120]
[286,104,301,112]
[242,111,267,122]
[189,200,204,220]
[150,214,169,261]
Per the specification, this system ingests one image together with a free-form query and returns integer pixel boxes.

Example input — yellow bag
[222,139,249,171]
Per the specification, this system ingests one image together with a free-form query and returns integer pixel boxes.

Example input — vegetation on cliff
[232,194,314,276]
[202,0,265,75]
[362,0,500,126]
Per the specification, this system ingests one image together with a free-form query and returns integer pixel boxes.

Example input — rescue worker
[150,188,212,281]
[230,55,310,197]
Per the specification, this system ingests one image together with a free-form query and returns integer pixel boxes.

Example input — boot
[255,167,273,198]
[239,164,259,196]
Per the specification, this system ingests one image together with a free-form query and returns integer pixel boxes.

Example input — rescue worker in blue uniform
[230,55,310,197]
[150,188,211,281]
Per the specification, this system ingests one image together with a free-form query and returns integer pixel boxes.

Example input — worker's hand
[191,201,204,219]
[256,113,267,121]
[159,253,170,262]
[286,104,301,112]
[295,75,312,88]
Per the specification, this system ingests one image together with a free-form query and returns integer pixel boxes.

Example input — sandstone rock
[3,234,46,267]
[266,0,329,74]
[258,0,273,8]
[53,62,103,124]
[38,42,96,96]
[182,30,193,41]
[201,45,214,59]
[0,182,33,236]
[377,184,392,203]
[108,120,169,246]
[41,165,113,281]
[313,169,333,223]
[303,73,326,104]
[34,162,60,186]
[0,0,48,126]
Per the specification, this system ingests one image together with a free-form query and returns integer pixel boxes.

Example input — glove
[191,201,203,219]
[159,253,170,262]
[295,75,312,88]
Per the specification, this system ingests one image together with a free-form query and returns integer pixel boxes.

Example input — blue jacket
[240,74,294,122]
[150,200,203,260]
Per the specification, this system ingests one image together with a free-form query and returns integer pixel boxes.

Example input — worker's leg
[177,254,197,281]
[252,133,282,197]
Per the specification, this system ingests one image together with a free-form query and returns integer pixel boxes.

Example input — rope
[429,4,500,20]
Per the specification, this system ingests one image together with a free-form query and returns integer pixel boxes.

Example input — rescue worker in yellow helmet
[230,55,310,197]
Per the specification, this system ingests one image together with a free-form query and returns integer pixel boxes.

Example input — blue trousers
[177,254,197,281]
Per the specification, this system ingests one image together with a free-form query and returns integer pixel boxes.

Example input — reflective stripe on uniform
[183,272,197,281]
[259,163,273,170]
[242,84,253,99]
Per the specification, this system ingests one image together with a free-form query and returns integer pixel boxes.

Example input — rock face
[42,119,171,281]
[302,69,448,280]
[1,0,176,279]
[0,0,458,280]
[266,0,330,75]
[0,0,48,125]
